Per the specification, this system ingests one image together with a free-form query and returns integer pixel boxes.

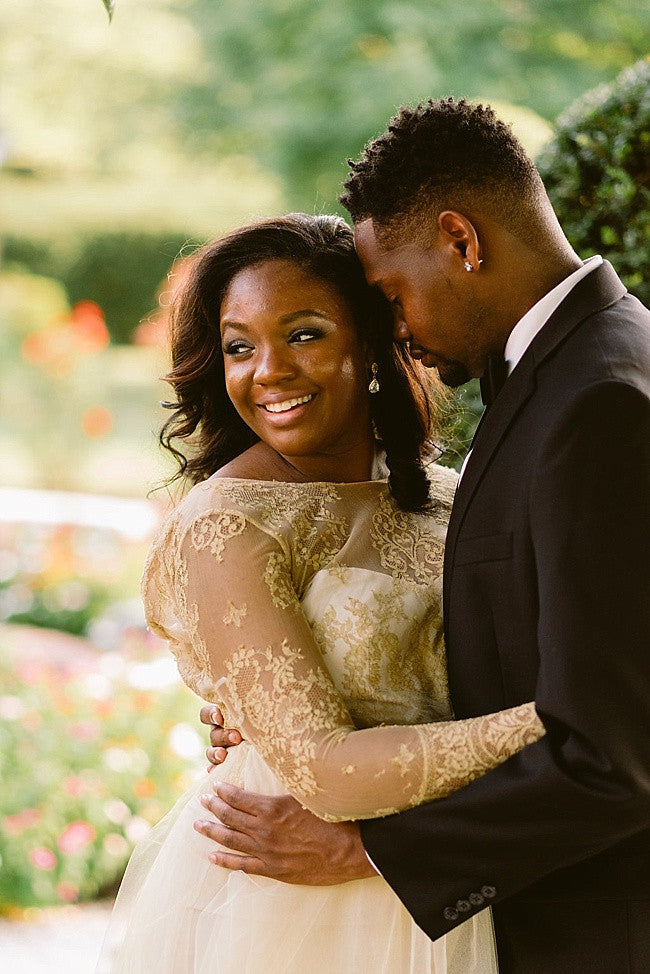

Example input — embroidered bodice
[143,467,543,822]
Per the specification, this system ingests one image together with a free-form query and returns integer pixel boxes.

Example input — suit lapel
[444,261,627,607]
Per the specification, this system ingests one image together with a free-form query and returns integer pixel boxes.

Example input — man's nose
[393,318,411,342]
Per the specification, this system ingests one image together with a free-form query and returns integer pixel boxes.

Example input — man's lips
[409,345,438,369]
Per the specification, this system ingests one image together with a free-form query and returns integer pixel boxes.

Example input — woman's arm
[148,506,543,822]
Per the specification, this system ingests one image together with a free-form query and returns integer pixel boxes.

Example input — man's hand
[199,705,242,771]
[193,782,376,886]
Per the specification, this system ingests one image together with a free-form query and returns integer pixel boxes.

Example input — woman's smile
[259,393,316,414]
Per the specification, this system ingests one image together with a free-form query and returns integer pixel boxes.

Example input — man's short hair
[340,97,544,242]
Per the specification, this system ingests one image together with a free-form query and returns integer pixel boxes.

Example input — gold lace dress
[100,467,542,973]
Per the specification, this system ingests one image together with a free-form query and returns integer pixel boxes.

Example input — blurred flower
[168,722,203,760]
[0,695,27,720]
[81,405,114,439]
[102,833,130,858]
[56,881,79,903]
[58,820,97,855]
[103,799,130,825]
[29,847,57,871]
[70,302,110,353]
[124,815,151,843]
[69,720,100,742]
[103,747,134,773]
[3,808,41,836]
[63,776,86,798]
[133,778,156,799]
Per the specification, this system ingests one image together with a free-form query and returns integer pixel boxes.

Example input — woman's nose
[253,344,296,384]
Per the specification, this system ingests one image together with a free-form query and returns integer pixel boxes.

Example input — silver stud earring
[464,260,474,272]
[368,362,380,394]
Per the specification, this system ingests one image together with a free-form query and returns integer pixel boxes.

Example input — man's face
[354,218,493,387]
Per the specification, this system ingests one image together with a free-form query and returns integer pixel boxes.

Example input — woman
[100,214,543,973]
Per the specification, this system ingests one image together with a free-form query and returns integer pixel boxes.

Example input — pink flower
[69,721,100,742]
[62,776,85,797]
[29,847,57,871]
[57,820,97,855]
[56,881,79,903]
[4,808,42,836]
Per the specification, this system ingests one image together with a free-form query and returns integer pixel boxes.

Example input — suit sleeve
[360,379,650,940]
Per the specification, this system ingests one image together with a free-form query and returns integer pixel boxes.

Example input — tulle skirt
[98,743,498,973]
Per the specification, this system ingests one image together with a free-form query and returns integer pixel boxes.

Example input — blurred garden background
[0,0,648,965]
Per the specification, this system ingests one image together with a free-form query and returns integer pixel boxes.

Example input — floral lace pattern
[142,474,544,822]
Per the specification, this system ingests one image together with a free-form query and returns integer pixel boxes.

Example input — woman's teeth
[264,395,314,413]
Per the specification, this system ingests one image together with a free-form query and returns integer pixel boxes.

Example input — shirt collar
[505,255,603,375]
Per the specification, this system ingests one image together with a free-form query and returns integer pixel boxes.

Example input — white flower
[168,722,203,760]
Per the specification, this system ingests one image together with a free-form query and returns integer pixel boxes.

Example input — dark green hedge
[4,231,199,344]
[538,58,649,308]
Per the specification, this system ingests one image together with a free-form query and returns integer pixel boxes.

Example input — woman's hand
[199,706,242,771]
[193,782,376,885]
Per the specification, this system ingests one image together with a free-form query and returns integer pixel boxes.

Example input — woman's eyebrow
[279,309,332,324]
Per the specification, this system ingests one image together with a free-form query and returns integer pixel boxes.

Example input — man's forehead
[354,219,413,282]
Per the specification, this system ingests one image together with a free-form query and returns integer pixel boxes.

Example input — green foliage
[4,231,196,343]
[102,0,114,22]
[0,641,202,911]
[538,58,650,306]
[187,0,649,208]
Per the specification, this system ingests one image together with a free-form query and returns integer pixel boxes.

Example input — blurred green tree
[539,57,650,306]
[185,0,650,208]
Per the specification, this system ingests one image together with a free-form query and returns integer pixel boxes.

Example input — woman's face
[220,259,373,480]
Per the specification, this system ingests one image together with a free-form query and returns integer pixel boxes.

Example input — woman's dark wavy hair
[160,213,440,512]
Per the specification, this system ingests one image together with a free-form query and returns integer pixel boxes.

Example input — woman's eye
[224,341,252,356]
[290,328,324,344]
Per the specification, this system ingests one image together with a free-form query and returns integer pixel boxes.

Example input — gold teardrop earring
[368,362,380,394]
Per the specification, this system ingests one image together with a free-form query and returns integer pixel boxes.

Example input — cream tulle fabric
[99,467,542,973]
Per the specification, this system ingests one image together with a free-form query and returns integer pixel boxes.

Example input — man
[196,99,650,972]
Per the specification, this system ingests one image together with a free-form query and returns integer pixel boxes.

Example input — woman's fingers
[199,705,223,726]
[209,726,242,748]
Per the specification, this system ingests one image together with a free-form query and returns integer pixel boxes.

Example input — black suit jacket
[361,262,650,972]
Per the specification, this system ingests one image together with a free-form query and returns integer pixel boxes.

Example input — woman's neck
[219,439,377,484]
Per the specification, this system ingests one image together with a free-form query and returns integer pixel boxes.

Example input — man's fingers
[214,782,272,816]
[199,705,223,727]
[200,791,255,832]
[193,815,256,856]
[207,850,267,875]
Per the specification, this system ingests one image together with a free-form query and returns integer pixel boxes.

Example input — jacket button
[469,892,484,906]
[456,899,471,913]
[443,907,459,922]
[481,885,497,899]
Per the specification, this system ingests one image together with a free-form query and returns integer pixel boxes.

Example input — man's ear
[438,210,482,271]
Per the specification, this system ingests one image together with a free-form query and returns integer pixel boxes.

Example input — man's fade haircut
[340,98,544,243]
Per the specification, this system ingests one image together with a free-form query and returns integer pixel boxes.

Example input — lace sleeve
[153,508,544,822]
